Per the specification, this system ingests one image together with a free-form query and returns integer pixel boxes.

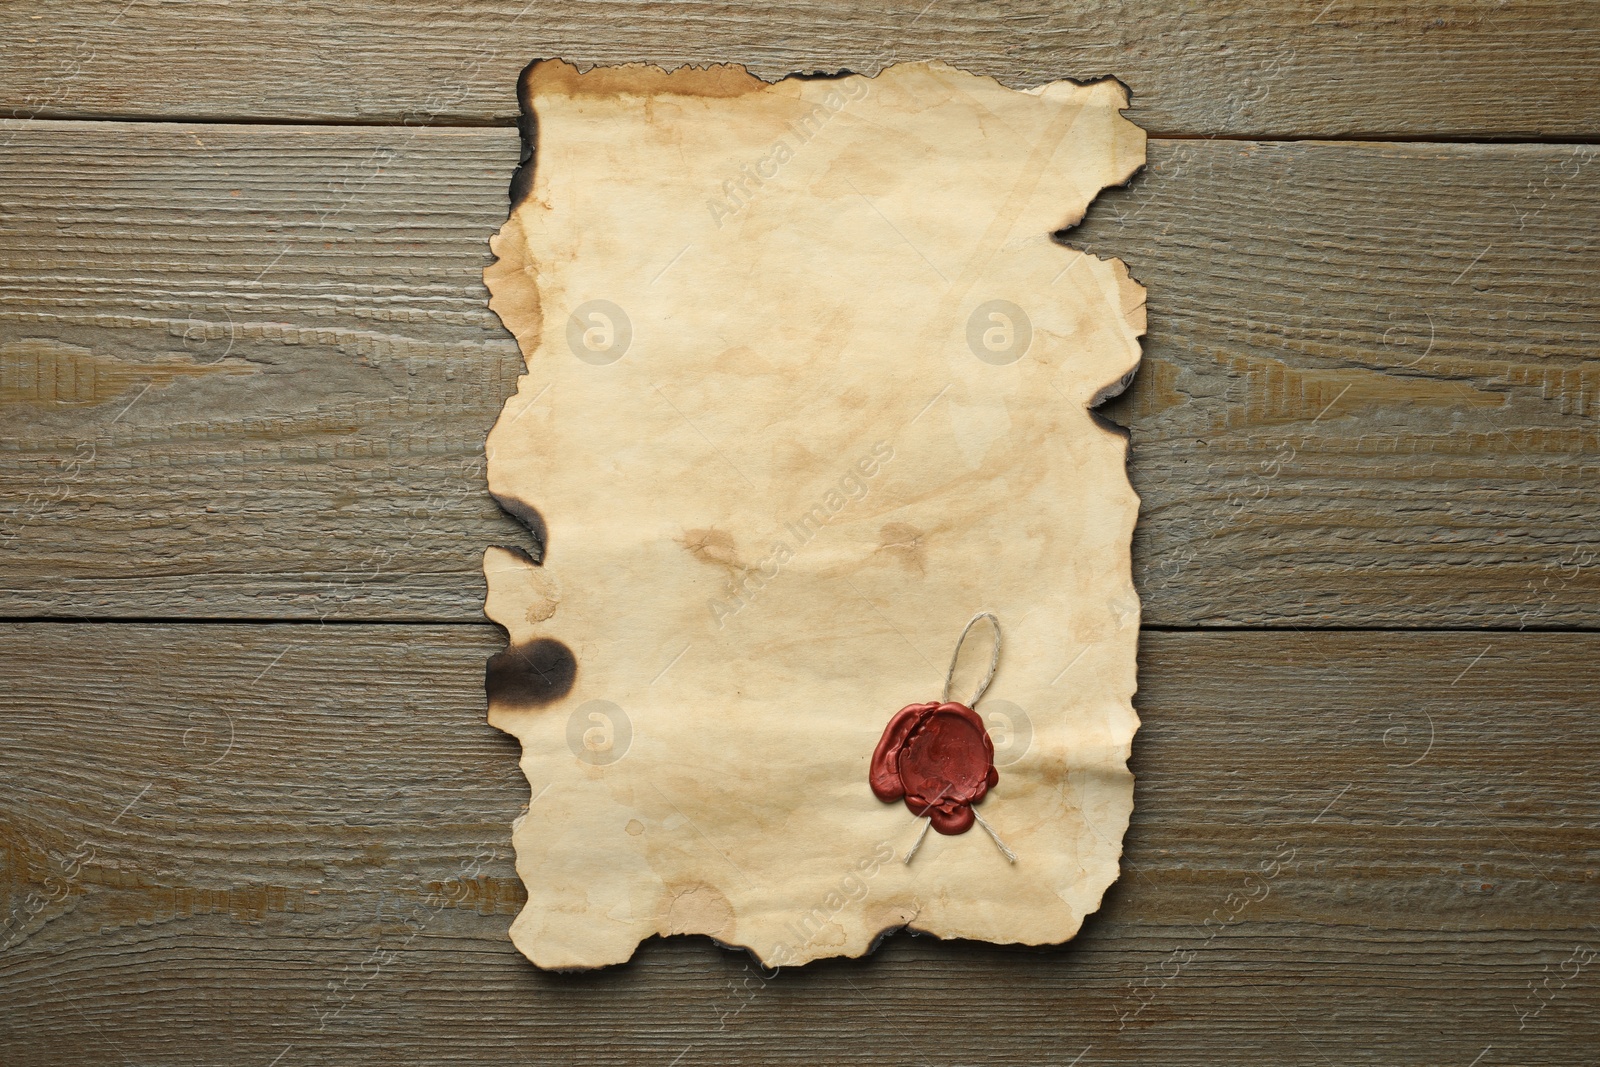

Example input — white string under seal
[903,818,932,864]
[943,611,1001,708]
[902,811,1015,865]
[971,810,1017,863]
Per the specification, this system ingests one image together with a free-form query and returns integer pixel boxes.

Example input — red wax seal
[870,702,998,835]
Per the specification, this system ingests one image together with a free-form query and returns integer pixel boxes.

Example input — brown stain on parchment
[877,521,927,575]
[523,589,560,624]
[680,527,742,569]
[503,547,562,623]
[664,883,735,937]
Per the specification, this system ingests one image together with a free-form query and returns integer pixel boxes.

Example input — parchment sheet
[483,59,1145,969]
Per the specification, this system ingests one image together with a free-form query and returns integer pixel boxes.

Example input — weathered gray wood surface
[2,625,1595,1066]
[2,1,1599,137]
[2,4,1596,1063]
[2,121,1595,626]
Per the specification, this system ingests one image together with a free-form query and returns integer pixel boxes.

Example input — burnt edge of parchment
[486,59,1147,969]
[506,59,1148,451]
[489,489,547,563]
[507,58,1139,212]
[486,636,577,708]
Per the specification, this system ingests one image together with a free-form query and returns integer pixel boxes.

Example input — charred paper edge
[482,58,1147,968]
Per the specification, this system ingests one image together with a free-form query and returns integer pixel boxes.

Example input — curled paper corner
[483,59,1145,969]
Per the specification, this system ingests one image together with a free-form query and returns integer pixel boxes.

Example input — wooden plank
[1,121,1596,626]
[2,1,1598,137]
[1,625,1595,1064]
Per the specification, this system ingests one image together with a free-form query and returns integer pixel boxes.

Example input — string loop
[900,612,1015,865]
[942,611,1001,708]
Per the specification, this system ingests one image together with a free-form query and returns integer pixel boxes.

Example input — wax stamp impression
[871,701,998,835]
[483,58,1145,970]
[871,613,1007,848]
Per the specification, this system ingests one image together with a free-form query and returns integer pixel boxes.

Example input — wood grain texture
[2,121,1595,626]
[1,5,1593,1064]
[2,1,1599,137]
[1,624,1595,1065]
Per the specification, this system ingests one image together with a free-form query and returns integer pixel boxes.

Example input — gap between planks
[4,109,1599,148]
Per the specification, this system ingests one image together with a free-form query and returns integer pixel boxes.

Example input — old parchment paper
[484,59,1145,969]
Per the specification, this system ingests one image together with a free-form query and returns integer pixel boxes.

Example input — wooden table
[2,3,1597,1064]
